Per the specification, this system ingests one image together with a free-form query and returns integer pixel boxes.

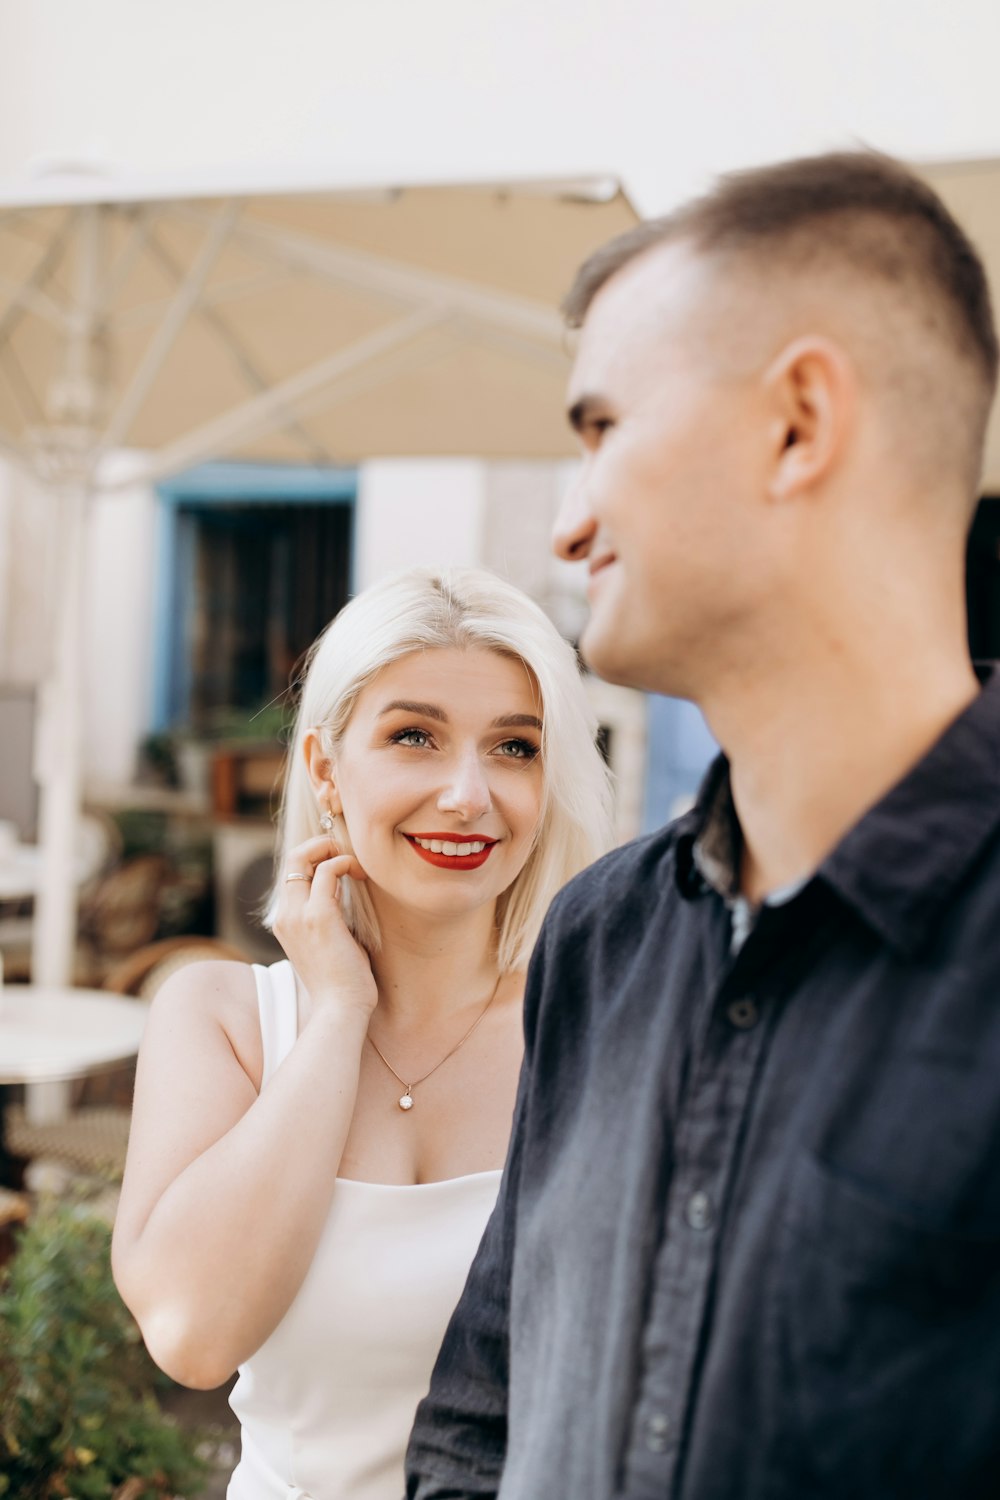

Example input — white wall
[1,0,999,216]
[354,460,486,590]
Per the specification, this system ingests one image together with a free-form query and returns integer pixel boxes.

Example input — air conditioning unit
[213,820,284,964]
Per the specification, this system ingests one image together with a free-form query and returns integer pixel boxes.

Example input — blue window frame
[152,462,357,731]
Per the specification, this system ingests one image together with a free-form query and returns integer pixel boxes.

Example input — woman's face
[320,646,545,924]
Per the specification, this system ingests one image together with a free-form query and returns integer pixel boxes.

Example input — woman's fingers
[309,853,365,903]
[272,837,378,1018]
[289,834,344,869]
[283,837,368,885]
[277,845,368,931]
[284,834,367,876]
[321,852,367,882]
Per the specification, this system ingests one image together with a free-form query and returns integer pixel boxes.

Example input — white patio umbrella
[0,169,637,986]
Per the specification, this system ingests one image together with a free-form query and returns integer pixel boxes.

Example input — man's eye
[392,728,431,748]
[497,739,539,760]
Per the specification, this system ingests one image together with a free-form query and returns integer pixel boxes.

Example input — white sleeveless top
[227,960,502,1500]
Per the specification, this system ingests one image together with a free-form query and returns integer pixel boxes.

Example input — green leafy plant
[0,1203,207,1499]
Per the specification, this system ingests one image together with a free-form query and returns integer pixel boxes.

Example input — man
[405,152,1000,1499]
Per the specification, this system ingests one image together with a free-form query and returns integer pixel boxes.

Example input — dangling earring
[319,810,335,834]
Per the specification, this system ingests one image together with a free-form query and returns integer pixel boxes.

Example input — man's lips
[587,552,617,596]
[403,832,499,871]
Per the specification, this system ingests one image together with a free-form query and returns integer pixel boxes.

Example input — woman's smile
[403,831,500,871]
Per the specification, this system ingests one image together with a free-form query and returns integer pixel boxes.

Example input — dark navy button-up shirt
[406,674,1000,1500]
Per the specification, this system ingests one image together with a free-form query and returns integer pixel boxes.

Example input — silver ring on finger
[284,872,313,884]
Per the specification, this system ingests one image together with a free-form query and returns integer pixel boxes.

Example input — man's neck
[701,637,980,905]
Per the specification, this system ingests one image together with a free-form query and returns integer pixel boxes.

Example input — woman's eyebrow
[378,700,447,721]
[492,713,543,731]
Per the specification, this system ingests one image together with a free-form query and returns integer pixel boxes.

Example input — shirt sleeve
[403,923,549,1500]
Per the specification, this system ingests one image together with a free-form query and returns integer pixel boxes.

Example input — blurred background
[2,0,1000,992]
[2,4,1000,1491]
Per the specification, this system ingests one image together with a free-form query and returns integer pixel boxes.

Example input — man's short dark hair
[564,151,998,400]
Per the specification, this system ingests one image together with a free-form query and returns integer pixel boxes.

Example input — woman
[112,567,614,1500]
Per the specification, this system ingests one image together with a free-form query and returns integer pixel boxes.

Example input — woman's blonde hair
[269,566,614,971]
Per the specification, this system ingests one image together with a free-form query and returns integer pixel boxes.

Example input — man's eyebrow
[567,393,607,433]
[378,700,448,721]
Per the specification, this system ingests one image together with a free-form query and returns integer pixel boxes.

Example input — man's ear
[762,337,855,502]
[302,728,343,815]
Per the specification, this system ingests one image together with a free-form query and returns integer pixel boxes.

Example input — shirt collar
[674,670,1000,956]
[674,757,736,900]
[819,669,1000,955]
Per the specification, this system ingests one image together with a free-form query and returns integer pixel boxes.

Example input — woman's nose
[437,752,492,820]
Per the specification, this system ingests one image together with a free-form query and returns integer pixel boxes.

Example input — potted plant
[0,1202,207,1498]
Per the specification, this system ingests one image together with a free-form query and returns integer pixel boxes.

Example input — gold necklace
[367,973,504,1111]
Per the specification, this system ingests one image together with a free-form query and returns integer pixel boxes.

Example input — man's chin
[579,616,643,689]
[581,611,675,694]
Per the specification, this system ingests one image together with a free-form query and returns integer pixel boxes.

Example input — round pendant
[399,1093,414,1111]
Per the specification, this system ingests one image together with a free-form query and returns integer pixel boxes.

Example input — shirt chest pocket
[766,1148,1000,1495]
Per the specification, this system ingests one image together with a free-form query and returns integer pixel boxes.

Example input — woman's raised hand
[272,836,378,1020]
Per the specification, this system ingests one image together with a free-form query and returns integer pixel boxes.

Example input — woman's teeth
[412,837,488,856]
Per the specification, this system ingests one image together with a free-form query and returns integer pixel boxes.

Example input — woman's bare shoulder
[148,959,264,1081]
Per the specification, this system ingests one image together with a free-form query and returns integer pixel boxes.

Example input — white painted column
[354,459,487,590]
[81,469,158,784]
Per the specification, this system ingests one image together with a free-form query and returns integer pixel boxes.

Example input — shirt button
[726,997,759,1030]
[685,1190,714,1231]
[646,1412,671,1452]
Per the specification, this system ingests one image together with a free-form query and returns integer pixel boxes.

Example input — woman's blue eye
[497,739,539,760]
[390,729,538,759]
[392,728,430,748]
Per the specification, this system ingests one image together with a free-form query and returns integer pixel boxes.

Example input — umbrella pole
[26,480,88,1121]
[27,205,104,1120]
[31,480,88,993]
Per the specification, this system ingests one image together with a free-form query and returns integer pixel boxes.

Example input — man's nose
[437,750,492,820]
[552,469,597,562]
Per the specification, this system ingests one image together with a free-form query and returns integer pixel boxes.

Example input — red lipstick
[403,833,498,871]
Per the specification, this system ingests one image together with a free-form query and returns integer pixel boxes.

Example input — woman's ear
[302,728,343,815]
[762,336,855,503]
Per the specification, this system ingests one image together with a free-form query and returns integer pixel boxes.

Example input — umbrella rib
[205,319,466,438]
[110,269,294,334]
[93,206,154,318]
[452,315,572,371]
[111,304,444,488]
[0,274,71,332]
[179,205,565,347]
[140,226,331,464]
[0,210,76,343]
[98,200,241,454]
[0,341,46,429]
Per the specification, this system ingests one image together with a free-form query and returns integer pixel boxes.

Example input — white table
[0,986,150,1085]
[0,843,92,904]
[0,987,149,1179]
